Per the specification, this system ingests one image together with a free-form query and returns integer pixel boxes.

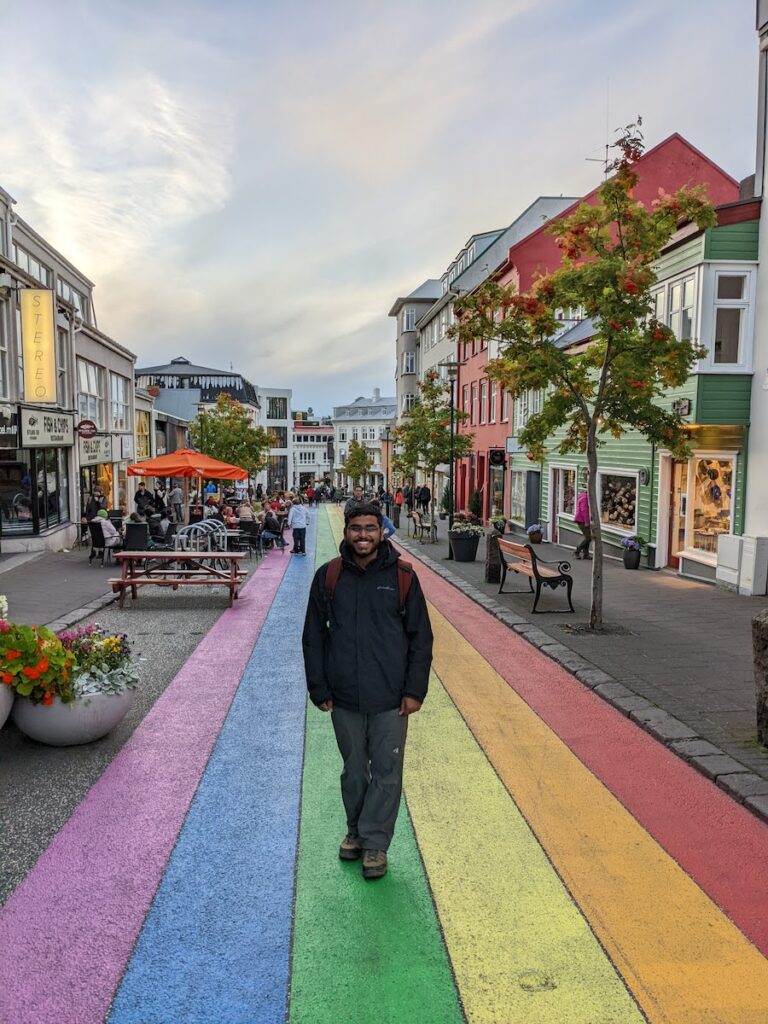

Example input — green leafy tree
[394,370,474,518]
[452,121,716,629]
[341,439,374,485]
[189,393,273,478]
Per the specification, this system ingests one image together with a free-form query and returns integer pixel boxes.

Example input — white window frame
[501,389,509,422]
[489,381,497,423]
[677,449,737,566]
[596,467,640,535]
[550,463,578,520]
[77,358,105,429]
[402,351,416,375]
[697,264,756,373]
[110,373,131,432]
[403,307,416,332]
[471,383,478,425]
[509,469,526,523]
[403,393,415,413]
[462,385,469,413]
[480,380,488,424]
[650,269,700,345]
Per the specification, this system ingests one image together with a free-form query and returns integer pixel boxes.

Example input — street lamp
[438,360,459,557]
[384,426,391,494]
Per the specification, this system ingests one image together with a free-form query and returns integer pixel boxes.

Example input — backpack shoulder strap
[324,556,344,599]
[396,559,413,614]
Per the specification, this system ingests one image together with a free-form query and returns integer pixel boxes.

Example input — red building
[454,134,740,520]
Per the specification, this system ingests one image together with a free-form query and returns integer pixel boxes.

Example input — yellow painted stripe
[407,672,644,1023]
[428,607,768,1023]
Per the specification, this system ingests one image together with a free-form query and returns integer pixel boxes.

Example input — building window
[471,383,478,425]
[56,328,69,408]
[510,471,526,523]
[403,394,415,413]
[480,380,488,424]
[713,274,747,365]
[270,426,288,447]
[136,410,151,459]
[489,381,497,423]
[14,244,51,286]
[110,373,131,431]
[77,359,104,428]
[462,385,469,413]
[689,455,733,556]
[267,396,288,420]
[402,351,416,374]
[352,428,359,441]
[668,276,695,341]
[338,429,347,442]
[0,304,8,399]
[440,309,448,338]
[502,389,509,422]
[556,467,576,516]
[404,308,416,332]
[598,472,637,531]
[55,278,89,322]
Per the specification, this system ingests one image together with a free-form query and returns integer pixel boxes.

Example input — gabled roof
[135,356,242,377]
[554,317,597,349]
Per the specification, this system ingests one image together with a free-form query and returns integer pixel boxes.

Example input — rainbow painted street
[1,504,767,1024]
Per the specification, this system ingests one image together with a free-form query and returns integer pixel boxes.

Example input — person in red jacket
[573,471,592,560]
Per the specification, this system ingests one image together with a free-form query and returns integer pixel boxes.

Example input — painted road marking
[288,506,464,1024]
[429,606,768,1022]
[109,524,317,1023]
[406,672,645,1023]
[0,552,290,1024]
[415,554,768,956]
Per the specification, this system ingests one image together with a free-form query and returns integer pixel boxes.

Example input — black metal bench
[497,538,574,614]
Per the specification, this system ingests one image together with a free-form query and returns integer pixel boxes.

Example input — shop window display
[560,468,576,515]
[510,471,525,522]
[599,473,636,530]
[0,450,34,533]
[691,458,732,555]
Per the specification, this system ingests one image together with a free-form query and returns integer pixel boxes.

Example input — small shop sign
[76,419,98,439]
[78,434,113,465]
[19,408,74,447]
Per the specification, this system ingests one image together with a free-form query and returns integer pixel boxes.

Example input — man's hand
[399,696,422,716]
[319,699,333,712]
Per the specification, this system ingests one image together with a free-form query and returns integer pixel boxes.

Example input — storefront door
[668,460,688,569]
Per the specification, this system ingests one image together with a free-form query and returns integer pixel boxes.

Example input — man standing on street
[343,484,366,519]
[288,498,309,555]
[302,503,433,880]
[169,483,184,523]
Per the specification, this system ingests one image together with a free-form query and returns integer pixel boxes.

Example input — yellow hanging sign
[21,289,56,404]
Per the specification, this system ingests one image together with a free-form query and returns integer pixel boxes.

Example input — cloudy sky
[1,0,759,412]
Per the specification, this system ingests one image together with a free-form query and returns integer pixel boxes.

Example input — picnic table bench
[497,538,574,614]
[110,551,247,609]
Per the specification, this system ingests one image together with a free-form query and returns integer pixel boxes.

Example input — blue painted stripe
[109,519,316,1024]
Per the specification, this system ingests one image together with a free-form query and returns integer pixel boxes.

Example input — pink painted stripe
[0,551,291,1024]
[412,555,768,955]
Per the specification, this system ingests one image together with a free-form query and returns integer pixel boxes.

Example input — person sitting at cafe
[262,509,287,548]
[237,500,255,521]
[159,510,172,535]
[223,505,239,527]
[93,508,123,550]
[203,497,220,518]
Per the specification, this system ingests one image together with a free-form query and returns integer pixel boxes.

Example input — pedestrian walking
[574,472,592,560]
[306,485,315,507]
[85,489,107,520]
[134,484,153,515]
[169,483,184,523]
[302,502,433,880]
[288,499,309,554]
[417,484,431,514]
[344,485,366,519]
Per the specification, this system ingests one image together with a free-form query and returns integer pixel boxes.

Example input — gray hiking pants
[330,706,408,852]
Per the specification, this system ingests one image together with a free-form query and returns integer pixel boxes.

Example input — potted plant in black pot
[620,535,646,570]
[448,520,485,562]
[526,523,544,545]
[490,515,506,535]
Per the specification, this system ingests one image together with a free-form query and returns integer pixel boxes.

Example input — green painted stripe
[288,507,463,1024]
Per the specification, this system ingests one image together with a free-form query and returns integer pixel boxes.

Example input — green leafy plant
[469,489,483,520]
[452,119,716,629]
[57,625,139,697]
[0,622,75,705]
[341,439,374,484]
[190,393,273,478]
[621,534,647,552]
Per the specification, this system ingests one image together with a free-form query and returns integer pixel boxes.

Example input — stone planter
[448,531,481,562]
[0,684,14,730]
[12,690,135,746]
[623,548,642,570]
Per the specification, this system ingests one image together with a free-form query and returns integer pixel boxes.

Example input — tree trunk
[586,432,603,630]
[431,468,436,522]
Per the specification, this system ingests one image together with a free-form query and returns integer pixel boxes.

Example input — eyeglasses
[347,524,380,535]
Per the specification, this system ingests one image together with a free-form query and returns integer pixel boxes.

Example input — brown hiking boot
[338,833,363,861]
[362,849,388,880]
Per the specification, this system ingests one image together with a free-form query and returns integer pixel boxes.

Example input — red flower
[23,666,39,680]
[42,693,54,706]
[1,672,13,685]
[36,658,49,673]
[4,649,21,659]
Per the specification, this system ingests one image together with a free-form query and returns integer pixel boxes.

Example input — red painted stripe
[414,557,768,955]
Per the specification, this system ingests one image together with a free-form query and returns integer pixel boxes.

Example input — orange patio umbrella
[127,449,248,480]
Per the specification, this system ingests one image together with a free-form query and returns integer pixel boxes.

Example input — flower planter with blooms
[620,535,647,570]
[0,622,73,730]
[448,520,485,563]
[526,523,544,544]
[490,516,507,535]
[10,624,139,746]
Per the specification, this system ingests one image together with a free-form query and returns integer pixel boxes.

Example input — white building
[292,416,333,489]
[257,386,293,493]
[333,389,396,491]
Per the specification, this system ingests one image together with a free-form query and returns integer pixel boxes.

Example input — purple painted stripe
[0,551,291,1024]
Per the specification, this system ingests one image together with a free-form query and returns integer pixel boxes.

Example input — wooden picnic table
[110,551,247,609]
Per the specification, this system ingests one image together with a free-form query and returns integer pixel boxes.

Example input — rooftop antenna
[585,77,611,179]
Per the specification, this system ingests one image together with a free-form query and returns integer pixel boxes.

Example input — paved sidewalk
[0,548,118,628]
[396,515,768,785]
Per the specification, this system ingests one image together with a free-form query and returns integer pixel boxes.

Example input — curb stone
[43,590,116,632]
[396,533,768,826]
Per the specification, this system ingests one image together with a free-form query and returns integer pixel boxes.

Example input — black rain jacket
[302,539,433,713]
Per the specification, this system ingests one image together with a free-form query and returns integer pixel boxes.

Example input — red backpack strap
[396,559,413,614]
[324,556,343,600]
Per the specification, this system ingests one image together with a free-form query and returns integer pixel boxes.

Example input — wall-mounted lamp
[639,468,650,486]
